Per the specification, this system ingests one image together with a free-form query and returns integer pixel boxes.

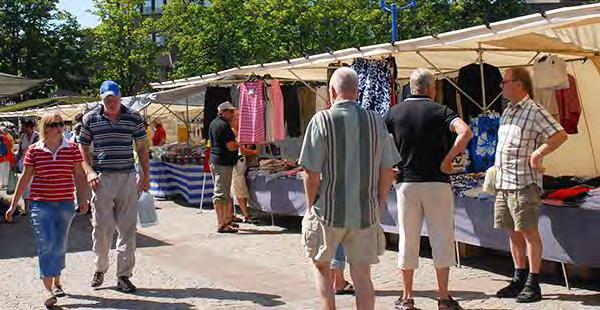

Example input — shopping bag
[137,192,158,227]
[6,171,17,195]
[483,166,497,195]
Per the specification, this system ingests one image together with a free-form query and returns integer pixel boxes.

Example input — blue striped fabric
[149,161,213,205]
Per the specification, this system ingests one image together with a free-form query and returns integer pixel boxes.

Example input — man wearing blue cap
[79,80,150,293]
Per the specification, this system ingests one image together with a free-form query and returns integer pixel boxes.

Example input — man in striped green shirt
[299,67,400,310]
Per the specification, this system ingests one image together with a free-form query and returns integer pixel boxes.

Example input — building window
[156,0,165,14]
[155,34,165,46]
[143,0,153,14]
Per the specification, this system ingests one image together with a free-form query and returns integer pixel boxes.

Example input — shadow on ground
[57,287,285,309]
[0,214,170,260]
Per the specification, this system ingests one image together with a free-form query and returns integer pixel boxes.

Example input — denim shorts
[29,200,76,278]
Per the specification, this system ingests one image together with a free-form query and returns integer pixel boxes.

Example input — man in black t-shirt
[385,68,472,310]
[208,101,239,233]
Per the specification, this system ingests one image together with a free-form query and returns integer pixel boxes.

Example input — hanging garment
[265,85,275,143]
[533,55,569,89]
[555,74,581,134]
[202,87,232,139]
[282,85,301,138]
[298,87,316,134]
[441,79,459,114]
[268,79,286,141]
[401,83,411,101]
[352,58,392,116]
[315,86,329,111]
[466,113,500,173]
[457,63,504,121]
[389,57,398,108]
[230,85,241,108]
[534,87,560,119]
[238,81,266,144]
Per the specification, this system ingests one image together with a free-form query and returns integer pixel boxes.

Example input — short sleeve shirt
[208,116,238,166]
[384,96,460,183]
[24,139,83,202]
[299,101,401,229]
[78,105,146,173]
[495,96,563,190]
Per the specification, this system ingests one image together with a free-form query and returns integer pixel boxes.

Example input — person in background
[152,119,167,146]
[299,67,400,310]
[70,123,82,144]
[0,127,15,188]
[16,119,39,214]
[230,110,260,224]
[331,245,355,295]
[208,101,239,233]
[494,68,568,303]
[385,68,472,310]
[5,112,89,309]
[79,80,150,293]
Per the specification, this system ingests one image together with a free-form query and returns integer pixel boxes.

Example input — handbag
[137,192,158,227]
[483,166,497,195]
[6,171,17,195]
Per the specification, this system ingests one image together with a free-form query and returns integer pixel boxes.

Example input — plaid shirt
[495,96,563,190]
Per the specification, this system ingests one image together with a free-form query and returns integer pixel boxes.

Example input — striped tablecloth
[149,161,213,205]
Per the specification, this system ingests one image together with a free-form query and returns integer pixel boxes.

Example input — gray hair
[329,67,359,95]
[410,68,435,95]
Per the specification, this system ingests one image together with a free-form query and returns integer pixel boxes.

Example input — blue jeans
[331,245,346,270]
[29,200,75,279]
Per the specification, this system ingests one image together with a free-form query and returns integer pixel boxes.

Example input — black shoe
[117,276,137,293]
[516,285,542,303]
[438,296,463,310]
[496,280,525,298]
[91,272,104,288]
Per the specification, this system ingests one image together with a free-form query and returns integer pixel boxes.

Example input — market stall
[149,3,600,285]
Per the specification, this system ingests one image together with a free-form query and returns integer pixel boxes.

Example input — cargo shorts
[494,184,542,231]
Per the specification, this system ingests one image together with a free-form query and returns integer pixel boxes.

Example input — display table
[149,161,213,205]
[247,174,600,268]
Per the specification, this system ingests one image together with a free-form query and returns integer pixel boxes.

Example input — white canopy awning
[0,73,46,98]
[150,3,600,89]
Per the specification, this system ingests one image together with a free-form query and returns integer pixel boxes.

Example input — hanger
[538,54,549,62]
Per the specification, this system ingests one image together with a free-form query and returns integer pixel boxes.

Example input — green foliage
[159,0,530,79]
[89,0,160,96]
[0,0,92,92]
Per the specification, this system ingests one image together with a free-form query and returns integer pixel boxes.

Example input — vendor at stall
[152,119,167,146]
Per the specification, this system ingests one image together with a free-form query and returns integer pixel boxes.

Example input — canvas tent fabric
[149,3,600,177]
[0,73,46,98]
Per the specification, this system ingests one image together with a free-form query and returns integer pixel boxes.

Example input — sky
[57,0,100,28]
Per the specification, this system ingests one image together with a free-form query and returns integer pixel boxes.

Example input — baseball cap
[100,80,120,99]
[217,101,237,112]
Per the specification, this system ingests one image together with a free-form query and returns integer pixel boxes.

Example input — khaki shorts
[494,184,541,231]
[210,164,233,204]
[301,210,386,266]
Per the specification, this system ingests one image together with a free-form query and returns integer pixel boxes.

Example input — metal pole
[186,96,190,146]
[561,262,571,290]
[478,45,487,111]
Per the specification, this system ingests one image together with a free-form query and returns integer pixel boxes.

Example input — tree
[0,0,92,93]
[90,0,160,96]
[160,0,529,80]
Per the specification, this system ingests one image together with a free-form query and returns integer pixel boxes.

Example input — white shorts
[396,182,456,269]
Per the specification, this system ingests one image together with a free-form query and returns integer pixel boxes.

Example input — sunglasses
[47,121,65,128]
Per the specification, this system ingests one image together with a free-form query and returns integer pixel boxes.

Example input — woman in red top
[5,112,88,308]
[152,119,167,146]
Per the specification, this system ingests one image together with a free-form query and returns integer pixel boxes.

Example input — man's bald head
[329,67,359,103]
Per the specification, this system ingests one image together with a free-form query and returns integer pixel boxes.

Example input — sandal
[53,285,66,297]
[231,215,244,223]
[335,281,355,295]
[44,293,57,308]
[217,225,239,234]
[243,217,260,224]
[228,222,240,228]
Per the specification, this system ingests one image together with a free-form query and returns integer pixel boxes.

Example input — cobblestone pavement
[1,199,599,310]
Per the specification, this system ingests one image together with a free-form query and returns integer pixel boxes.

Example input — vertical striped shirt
[24,139,83,202]
[79,105,147,173]
[299,101,401,229]
[495,96,563,190]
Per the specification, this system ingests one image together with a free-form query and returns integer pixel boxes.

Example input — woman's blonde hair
[39,112,63,142]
